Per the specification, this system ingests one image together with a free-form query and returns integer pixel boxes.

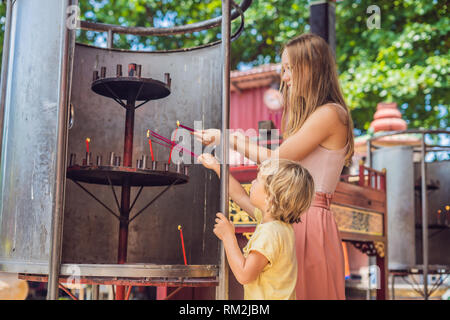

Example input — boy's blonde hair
[258,159,314,224]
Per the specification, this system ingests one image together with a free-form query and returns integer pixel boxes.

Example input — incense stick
[176,120,194,132]
[149,130,172,144]
[150,139,175,149]
[146,130,155,161]
[149,130,199,157]
[150,139,196,158]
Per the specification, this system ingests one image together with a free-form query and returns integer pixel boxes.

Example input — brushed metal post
[216,0,231,301]
[48,0,73,300]
[0,0,13,158]
[107,29,114,49]
[420,133,429,300]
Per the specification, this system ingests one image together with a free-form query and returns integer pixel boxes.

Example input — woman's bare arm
[231,132,273,164]
[233,105,342,163]
[275,105,338,161]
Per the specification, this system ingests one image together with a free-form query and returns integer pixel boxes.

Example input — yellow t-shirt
[242,208,297,300]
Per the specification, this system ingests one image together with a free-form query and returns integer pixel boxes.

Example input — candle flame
[176,120,180,127]
[446,205,450,211]
[86,138,91,143]
[147,129,150,138]
[178,225,182,230]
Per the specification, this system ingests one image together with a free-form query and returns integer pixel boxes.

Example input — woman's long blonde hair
[280,33,355,166]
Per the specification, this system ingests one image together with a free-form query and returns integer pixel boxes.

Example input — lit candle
[86,137,91,154]
[178,225,187,265]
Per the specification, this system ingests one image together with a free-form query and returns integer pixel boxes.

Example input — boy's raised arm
[214,213,268,285]
[198,154,256,220]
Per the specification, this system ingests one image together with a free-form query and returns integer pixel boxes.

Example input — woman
[195,33,354,300]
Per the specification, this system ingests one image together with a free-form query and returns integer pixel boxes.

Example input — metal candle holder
[67,63,189,300]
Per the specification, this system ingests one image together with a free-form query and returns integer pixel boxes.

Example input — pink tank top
[298,104,348,194]
[298,144,347,194]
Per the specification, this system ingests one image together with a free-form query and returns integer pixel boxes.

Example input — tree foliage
[0,0,448,132]
[336,0,449,131]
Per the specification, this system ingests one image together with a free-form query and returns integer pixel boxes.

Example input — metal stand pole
[116,95,136,300]
[48,0,72,300]
[0,0,13,157]
[216,0,231,300]
[309,0,336,55]
[420,133,428,300]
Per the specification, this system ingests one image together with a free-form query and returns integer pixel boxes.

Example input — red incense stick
[150,139,192,157]
[150,139,170,148]
[178,225,187,265]
[176,120,194,132]
[146,130,154,161]
[149,130,172,144]
[149,130,199,157]
[149,131,198,157]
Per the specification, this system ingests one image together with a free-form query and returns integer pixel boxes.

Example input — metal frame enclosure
[0,0,74,299]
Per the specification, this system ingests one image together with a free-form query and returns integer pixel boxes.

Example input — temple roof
[231,64,281,92]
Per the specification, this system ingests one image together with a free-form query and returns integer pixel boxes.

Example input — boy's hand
[198,153,220,172]
[213,212,235,241]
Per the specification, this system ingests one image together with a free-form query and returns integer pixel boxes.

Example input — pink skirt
[293,192,346,300]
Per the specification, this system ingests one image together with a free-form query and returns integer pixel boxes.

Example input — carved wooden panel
[331,204,384,237]
[229,184,256,225]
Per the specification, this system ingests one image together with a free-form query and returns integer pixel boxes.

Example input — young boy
[198,154,314,300]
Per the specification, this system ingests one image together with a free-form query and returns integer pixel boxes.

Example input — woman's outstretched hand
[193,129,221,146]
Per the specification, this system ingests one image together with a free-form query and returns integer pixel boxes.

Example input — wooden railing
[340,160,386,191]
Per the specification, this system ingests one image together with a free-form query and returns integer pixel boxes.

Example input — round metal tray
[67,165,188,187]
[92,77,170,101]
[12,262,218,279]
